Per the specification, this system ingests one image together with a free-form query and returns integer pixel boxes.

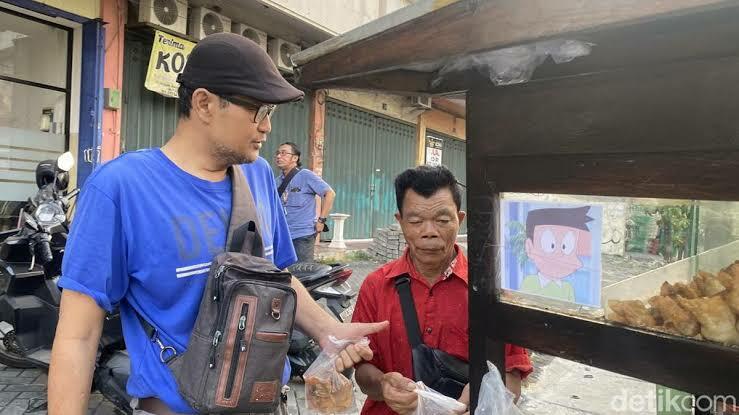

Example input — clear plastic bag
[413,382,468,415]
[474,362,523,415]
[303,336,369,415]
[432,39,594,87]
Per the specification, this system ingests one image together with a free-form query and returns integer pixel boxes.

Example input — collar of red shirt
[383,244,468,285]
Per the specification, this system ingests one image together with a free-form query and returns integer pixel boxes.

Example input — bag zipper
[209,265,226,368]
[224,303,249,400]
[209,267,295,369]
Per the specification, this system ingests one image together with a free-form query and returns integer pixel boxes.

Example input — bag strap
[394,274,422,348]
[226,165,263,256]
[277,167,300,200]
[138,165,263,361]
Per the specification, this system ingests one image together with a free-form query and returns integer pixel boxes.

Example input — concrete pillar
[328,213,350,249]
[101,0,126,162]
[416,111,427,166]
[308,89,327,176]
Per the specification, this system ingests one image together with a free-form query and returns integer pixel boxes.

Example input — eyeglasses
[224,95,277,124]
[274,150,295,157]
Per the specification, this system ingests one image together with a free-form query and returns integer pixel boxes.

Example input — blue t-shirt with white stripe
[58,149,297,413]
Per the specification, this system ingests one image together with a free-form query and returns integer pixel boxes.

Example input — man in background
[274,142,335,262]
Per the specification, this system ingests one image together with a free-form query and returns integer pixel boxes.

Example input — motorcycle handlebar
[36,240,53,265]
[66,189,80,199]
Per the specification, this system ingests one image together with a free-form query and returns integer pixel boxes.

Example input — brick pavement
[0,365,369,415]
[0,365,125,415]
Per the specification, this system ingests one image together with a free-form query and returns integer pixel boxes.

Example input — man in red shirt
[352,166,532,415]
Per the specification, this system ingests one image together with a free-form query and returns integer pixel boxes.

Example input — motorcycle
[0,152,132,413]
[287,261,356,378]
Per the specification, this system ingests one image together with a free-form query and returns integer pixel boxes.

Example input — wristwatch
[317,217,327,224]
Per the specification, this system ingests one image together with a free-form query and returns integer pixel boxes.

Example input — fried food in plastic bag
[303,336,369,415]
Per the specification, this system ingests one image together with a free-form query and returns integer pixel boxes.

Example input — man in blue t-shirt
[274,142,336,262]
[47,33,387,415]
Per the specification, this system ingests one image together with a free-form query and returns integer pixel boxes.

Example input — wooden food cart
[293,0,739,411]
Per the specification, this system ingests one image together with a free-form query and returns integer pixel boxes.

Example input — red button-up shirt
[352,246,532,415]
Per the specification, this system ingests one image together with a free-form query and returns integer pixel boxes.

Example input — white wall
[327,90,422,124]
[263,0,414,34]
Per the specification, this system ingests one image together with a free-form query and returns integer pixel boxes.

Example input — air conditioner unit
[139,0,188,36]
[268,38,301,73]
[189,7,231,41]
[231,23,267,51]
[411,95,432,109]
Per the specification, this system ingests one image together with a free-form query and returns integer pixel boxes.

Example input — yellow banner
[145,31,196,98]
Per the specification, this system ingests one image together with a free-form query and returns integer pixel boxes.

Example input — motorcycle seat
[288,262,332,282]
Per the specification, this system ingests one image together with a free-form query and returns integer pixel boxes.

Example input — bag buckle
[151,330,177,364]
[271,298,282,320]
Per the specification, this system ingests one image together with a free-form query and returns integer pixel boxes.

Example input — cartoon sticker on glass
[501,201,602,307]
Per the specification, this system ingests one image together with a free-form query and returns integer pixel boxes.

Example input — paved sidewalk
[0,362,366,415]
[0,365,121,414]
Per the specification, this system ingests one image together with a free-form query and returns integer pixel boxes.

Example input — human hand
[457,383,470,415]
[381,372,418,415]
[334,341,373,372]
[320,321,389,371]
[315,222,325,232]
[506,369,522,403]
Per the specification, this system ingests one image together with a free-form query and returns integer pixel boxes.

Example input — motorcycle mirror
[23,212,38,231]
[56,152,75,172]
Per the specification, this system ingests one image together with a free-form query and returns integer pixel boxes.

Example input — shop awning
[293,0,739,95]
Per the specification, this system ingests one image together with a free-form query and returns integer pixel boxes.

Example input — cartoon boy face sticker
[524,206,593,281]
[526,225,582,279]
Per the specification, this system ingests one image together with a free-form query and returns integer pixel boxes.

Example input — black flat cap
[178,33,304,104]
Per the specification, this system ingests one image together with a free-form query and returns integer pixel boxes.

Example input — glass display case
[467,44,739,408]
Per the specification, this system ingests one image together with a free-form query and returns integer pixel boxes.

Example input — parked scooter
[287,262,356,377]
[0,152,132,413]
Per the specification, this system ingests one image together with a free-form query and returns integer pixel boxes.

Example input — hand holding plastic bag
[412,382,467,415]
[303,336,369,414]
[474,362,523,415]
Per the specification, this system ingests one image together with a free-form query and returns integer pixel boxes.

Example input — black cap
[178,33,304,104]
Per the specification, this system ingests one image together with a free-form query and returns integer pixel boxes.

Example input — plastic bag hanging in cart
[475,362,523,415]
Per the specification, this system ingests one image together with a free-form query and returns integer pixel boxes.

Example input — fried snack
[718,271,735,289]
[649,306,664,326]
[694,271,727,297]
[660,281,702,299]
[648,295,700,336]
[724,261,739,278]
[724,288,739,316]
[675,281,701,299]
[722,272,739,315]
[608,300,657,328]
[305,375,354,414]
[606,311,629,325]
[676,295,739,345]
[660,282,676,297]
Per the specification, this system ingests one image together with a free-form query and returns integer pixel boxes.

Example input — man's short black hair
[394,165,462,215]
[177,85,228,119]
[280,142,302,168]
[178,84,194,118]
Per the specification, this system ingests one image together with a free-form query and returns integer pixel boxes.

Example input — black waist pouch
[395,275,469,399]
